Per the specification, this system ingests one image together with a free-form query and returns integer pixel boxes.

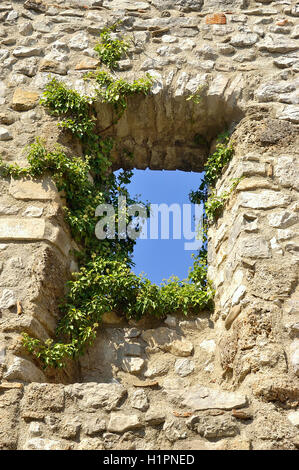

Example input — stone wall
[0,0,298,450]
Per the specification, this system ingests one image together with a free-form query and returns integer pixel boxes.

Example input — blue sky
[117,169,204,284]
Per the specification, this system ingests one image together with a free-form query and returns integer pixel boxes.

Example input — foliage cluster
[94,21,130,69]
[189,132,236,220]
[0,24,215,368]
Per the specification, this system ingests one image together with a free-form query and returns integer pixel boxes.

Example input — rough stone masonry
[0,0,298,450]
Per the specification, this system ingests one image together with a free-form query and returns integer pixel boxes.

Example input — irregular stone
[181,386,247,411]
[197,415,239,439]
[256,81,297,103]
[208,73,229,98]
[142,327,193,356]
[12,88,39,111]
[278,105,299,124]
[24,438,68,451]
[164,315,177,328]
[13,47,42,58]
[22,206,44,217]
[145,409,166,426]
[22,383,65,412]
[290,340,299,377]
[163,418,187,442]
[69,32,89,50]
[123,342,143,357]
[225,305,241,329]
[83,417,106,436]
[230,33,259,47]
[268,211,297,229]
[231,285,246,305]
[28,422,43,437]
[239,190,291,209]
[0,289,16,309]
[14,58,38,78]
[75,57,100,70]
[39,59,68,75]
[4,357,46,383]
[258,34,298,52]
[288,411,299,428]
[107,413,143,433]
[273,57,296,69]
[238,236,270,258]
[65,383,126,411]
[0,218,70,256]
[59,419,81,439]
[122,357,145,374]
[9,177,59,201]
[275,156,299,189]
[24,0,46,13]
[19,22,34,36]
[0,49,10,62]
[0,127,12,141]
[206,13,226,25]
[151,0,203,12]
[0,81,7,105]
[130,389,149,411]
[175,358,194,377]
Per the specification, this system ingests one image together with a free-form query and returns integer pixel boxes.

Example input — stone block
[12,88,39,111]
[9,177,59,201]
[4,357,46,383]
[107,412,143,433]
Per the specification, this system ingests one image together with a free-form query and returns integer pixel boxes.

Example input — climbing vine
[0,23,216,369]
[94,21,130,70]
[189,132,236,220]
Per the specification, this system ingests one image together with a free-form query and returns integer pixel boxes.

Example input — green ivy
[0,26,216,369]
[94,21,130,69]
[205,178,243,221]
[189,132,235,220]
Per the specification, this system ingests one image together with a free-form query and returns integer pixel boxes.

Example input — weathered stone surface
[9,177,56,200]
[175,358,195,377]
[197,415,239,439]
[107,413,143,433]
[83,417,106,436]
[0,289,16,309]
[181,386,247,411]
[0,218,70,255]
[122,357,145,374]
[65,383,127,411]
[24,438,69,450]
[12,88,39,111]
[22,383,64,411]
[258,34,298,52]
[0,127,12,141]
[4,357,46,383]
[268,211,297,229]
[239,191,291,209]
[278,105,299,123]
[288,411,299,428]
[290,340,299,377]
[142,327,193,357]
[163,418,187,442]
[39,59,67,75]
[230,33,259,47]
[275,156,299,190]
[145,408,166,426]
[238,236,270,258]
[130,389,149,411]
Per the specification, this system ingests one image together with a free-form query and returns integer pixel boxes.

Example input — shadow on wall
[95,87,244,172]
